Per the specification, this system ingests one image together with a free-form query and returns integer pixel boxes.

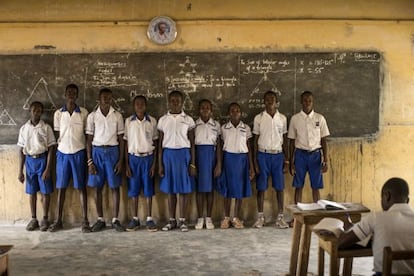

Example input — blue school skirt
[160,148,195,194]
[216,151,251,199]
[195,145,216,193]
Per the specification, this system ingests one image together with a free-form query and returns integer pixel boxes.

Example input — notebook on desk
[297,199,347,211]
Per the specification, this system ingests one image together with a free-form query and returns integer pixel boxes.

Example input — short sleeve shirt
[194,118,221,146]
[288,110,329,151]
[221,121,252,153]
[17,120,56,155]
[351,204,414,273]
[253,110,287,151]
[54,105,88,154]
[157,111,195,149]
[124,113,158,154]
[86,106,124,146]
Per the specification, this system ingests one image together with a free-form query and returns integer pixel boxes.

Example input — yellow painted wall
[1,0,414,225]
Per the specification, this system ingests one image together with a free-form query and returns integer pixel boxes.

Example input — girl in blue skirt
[194,99,222,230]
[218,102,255,229]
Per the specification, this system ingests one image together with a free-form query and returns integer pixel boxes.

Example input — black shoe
[91,220,106,232]
[161,219,177,231]
[126,219,140,232]
[112,220,125,232]
[146,220,158,232]
[26,218,39,231]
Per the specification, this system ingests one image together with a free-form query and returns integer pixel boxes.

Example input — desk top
[287,203,370,216]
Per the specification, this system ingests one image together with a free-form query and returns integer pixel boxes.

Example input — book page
[313,218,344,238]
[297,202,324,211]
[317,199,347,210]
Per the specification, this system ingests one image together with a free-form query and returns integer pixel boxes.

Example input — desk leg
[318,246,325,276]
[343,257,353,276]
[329,249,339,276]
[289,218,302,276]
[298,224,312,276]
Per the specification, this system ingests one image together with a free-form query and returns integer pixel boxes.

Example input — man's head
[158,22,167,35]
[65,83,79,102]
[301,90,313,114]
[381,177,410,211]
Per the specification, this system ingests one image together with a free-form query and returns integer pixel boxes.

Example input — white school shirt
[124,113,158,154]
[194,118,221,146]
[221,121,252,153]
[17,120,56,155]
[287,110,330,151]
[157,111,195,149]
[54,105,88,154]
[253,110,287,151]
[351,204,414,273]
[86,106,124,146]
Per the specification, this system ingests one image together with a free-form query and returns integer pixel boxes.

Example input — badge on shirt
[315,121,320,127]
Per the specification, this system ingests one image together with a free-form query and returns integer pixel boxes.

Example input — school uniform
[217,121,252,199]
[86,106,124,189]
[17,119,56,195]
[288,110,329,189]
[157,111,195,194]
[124,113,158,198]
[194,118,221,193]
[253,110,287,192]
[54,105,88,189]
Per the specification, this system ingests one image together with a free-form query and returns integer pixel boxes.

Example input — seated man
[339,177,414,275]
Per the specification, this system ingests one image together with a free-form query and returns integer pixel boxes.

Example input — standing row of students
[17,84,330,233]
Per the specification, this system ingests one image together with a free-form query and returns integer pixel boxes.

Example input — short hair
[168,90,184,100]
[133,95,147,105]
[198,99,212,109]
[264,90,278,100]
[65,83,79,94]
[99,88,112,96]
[301,90,313,100]
[382,177,410,200]
[227,102,240,113]
[30,101,44,111]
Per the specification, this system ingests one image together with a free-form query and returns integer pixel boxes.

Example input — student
[252,91,289,229]
[339,177,414,275]
[86,88,125,232]
[218,102,255,229]
[288,91,329,203]
[124,95,158,232]
[49,84,90,233]
[158,90,196,232]
[194,99,221,230]
[17,101,56,231]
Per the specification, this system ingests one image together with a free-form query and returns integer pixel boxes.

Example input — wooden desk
[0,245,13,276]
[286,203,370,276]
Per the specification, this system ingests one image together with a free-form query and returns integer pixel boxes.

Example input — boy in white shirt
[17,101,56,231]
[86,88,125,232]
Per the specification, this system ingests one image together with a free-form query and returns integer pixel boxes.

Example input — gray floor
[0,222,374,276]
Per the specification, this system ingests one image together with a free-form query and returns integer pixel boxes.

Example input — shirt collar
[97,106,115,115]
[61,104,81,113]
[388,203,413,212]
[224,121,246,129]
[196,117,216,126]
[167,111,186,117]
[131,113,150,121]
[29,119,45,128]
[300,110,314,118]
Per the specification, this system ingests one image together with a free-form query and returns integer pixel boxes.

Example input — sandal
[81,221,91,233]
[48,221,63,232]
[231,217,244,229]
[26,218,39,231]
[39,219,50,232]
[220,217,231,229]
[161,219,177,231]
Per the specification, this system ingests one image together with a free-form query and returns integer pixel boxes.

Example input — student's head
[301,90,314,113]
[264,90,278,110]
[168,90,184,113]
[133,95,147,114]
[228,102,241,122]
[381,177,410,211]
[199,99,212,119]
[99,88,113,107]
[29,101,43,121]
[65,83,79,102]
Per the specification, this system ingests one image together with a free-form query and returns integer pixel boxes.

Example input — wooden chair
[0,245,13,276]
[315,232,372,276]
[382,246,414,276]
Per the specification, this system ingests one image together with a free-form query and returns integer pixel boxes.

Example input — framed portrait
[147,16,177,45]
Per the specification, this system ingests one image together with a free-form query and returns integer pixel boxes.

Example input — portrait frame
[147,16,177,45]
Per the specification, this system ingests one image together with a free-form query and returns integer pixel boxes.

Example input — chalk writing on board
[23,77,57,111]
[0,102,16,126]
[89,61,139,87]
[353,52,380,62]
[240,58,292,74]
[130,89,163,100]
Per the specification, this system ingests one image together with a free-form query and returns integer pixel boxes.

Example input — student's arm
[214,136,222,177]
[158,131,164,177]
[321,137,328,173]
[289,138,296,176]
[18,147,25,183]
[253,134,260,174]
[124,140,132,178]
[86,134,96,175]
[42,144,55,180]
[338,230,360,249]
[282,133,289,173]
[150,139,158,178]
[188,129,196,177]
[248,137,255,180]
[114,134,124,175]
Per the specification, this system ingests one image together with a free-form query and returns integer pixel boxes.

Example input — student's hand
[289,162,295,176]
[254,160,260,175]
[126,164,132,178]
[18,172,25,183]
[213,165,222,178]
[88,163,97,175]
[189,165,197,177]
[114,161,123,175]
[42,167,51,181]
[158,164,164,177]
[249,167,255,180]
[283,161,289,174]
[321,162,328,173]
[149,164,156,178]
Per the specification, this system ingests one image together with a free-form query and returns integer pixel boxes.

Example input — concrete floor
[0,222,374,276]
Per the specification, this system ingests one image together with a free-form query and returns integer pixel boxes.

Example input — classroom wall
[1,0,414,225]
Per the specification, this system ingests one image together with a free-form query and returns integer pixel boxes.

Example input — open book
[297,199,347,211]
[313,217,344,238]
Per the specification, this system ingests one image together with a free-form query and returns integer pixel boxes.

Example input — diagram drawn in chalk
[0,102,16,126]
[23,77,57,111]
[249,73,282,97]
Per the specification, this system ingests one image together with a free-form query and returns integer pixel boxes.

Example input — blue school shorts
[88,146,122,189]
[127,154,154,198]
[195,145,216,193]
[160,148,195,194]
[256,152,285,192]
[293,149,324,189]
[216,151,251,199]
[25,153,53,195]
[56,150,87,189]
